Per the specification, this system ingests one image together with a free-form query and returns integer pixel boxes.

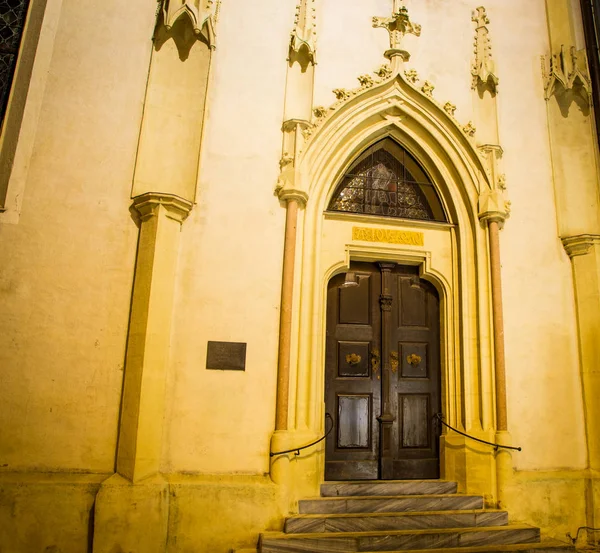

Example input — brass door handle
[390,351,399,373]
[407,353,422,367]
[345,353,362,366]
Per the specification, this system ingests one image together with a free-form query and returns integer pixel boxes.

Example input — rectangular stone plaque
[206,341,247,371]
[352,226,424,246]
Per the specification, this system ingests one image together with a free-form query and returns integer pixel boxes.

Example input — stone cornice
[561,234,600,258]
[132,192,194,224]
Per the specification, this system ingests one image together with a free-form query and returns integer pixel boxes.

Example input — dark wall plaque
[206,341,247,371]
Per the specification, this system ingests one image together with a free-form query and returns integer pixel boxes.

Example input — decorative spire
[290,0,317,63]
[471,6,498,92]
[162,0,216,46]
[373,0,421,61]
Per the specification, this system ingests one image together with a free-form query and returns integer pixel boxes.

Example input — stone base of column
[440,433,496,506]
[494,431,514,510]
[92,474,169,553]
[270,429,322,510]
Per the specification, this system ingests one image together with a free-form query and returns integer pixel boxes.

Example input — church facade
[1,0,600,552]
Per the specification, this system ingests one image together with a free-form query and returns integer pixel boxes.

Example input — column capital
[278,186,309,207]
[132,192,194,224]
[479,189,510,228]
[561,234,600,258]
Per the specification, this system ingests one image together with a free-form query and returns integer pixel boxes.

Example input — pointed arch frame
[279,73,499,496]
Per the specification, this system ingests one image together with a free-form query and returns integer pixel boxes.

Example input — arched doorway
[323,138,445,481]
[272,65,504,502]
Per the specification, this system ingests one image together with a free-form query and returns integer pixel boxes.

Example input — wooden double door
[325,262,441,480]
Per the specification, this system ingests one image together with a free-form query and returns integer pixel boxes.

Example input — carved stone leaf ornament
[404,69,419,84]
[421,81,434,97]
[463,121,477,137]
[443,102,457,116]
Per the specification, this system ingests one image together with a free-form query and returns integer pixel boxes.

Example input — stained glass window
[327,139,447,222]
[0,0,31,123]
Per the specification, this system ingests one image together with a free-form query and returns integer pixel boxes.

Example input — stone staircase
[248,480,575,553]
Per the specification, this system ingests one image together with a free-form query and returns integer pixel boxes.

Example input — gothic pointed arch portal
[273,66,509,498]
[323,137,445,481]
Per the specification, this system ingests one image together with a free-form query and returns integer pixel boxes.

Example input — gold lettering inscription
[352,226,424,246]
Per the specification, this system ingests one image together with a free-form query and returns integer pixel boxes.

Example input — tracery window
[327,139,447,222]
[0,0,31,123]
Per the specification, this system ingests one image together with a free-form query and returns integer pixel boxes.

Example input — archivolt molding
[543,45,591,102]
[296,73,493,222]
[162,0,216,46]
[277,3,505,228]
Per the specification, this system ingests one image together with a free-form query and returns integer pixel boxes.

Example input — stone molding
[471,6,499,92]
[132,192,194,224]
[290,0,316,64]
[162,0,216,47]
[543,45,591,102]
[562,234,600,258]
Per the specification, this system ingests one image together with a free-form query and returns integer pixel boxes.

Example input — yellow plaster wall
[494,0,587,470]
[505,470,589,542]
[159,0,586,481]
[0,0,595,550]
[166,475,284,553]
[162,0,295,474]
[0,0,155,470]
[0,473,106,552]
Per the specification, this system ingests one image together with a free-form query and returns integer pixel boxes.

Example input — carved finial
[404,69,419,84]
[471,6,498,91]
[162,0,216,46]
[373,3,421,61]
[443,102,457,116]
[421,81,434,97]
[290,0,317,63]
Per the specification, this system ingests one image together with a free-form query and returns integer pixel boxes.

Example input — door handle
[345,353,362,366]
[390,351,399,373]
[406,353,422,367]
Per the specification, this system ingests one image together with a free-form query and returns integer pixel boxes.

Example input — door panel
[389,266,440,479]
[325,263,440,480]
[337,394,372,448]
[325,263,381,480]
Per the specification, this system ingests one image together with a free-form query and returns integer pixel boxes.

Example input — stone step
[260,524,540,553]
[321,481,458,498]
[235,540,574,553]
[338,541,575,553]
[299,494,484,515]
[284,509,508,534]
